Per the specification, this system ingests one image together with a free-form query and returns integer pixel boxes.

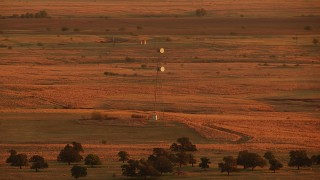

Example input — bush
[131,114,146,119]
[61,27,69,31]
[304,25,313,31]
[313,38,319,45]
[125,56,136,62]
[195,8,207,17]
[104,71,119,76]
[91,111,103,120]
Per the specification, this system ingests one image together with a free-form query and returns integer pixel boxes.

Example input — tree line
[5,10,49,19]
[5,138,320,179]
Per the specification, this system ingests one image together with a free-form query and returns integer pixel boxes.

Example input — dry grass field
[0,0,320,179]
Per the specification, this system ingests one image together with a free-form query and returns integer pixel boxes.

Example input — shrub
[61,27,69,31]
[125,56,135,62]
[304,25,313,31]
[195,8,207,17]
[91,111,103,120]
[131,114,146,119]
[104,71,119,76]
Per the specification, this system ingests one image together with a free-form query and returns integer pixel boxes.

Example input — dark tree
[199,157,211,170]
[149,148,176,162]
[269,159,283,173]
[71,165,87,180]
[121,159,139,177]
[84,154,102,168]
[6,150,17,163]
[188,154,197,167]
[72,142,84,153]
[57,143,83,165]
[288,150,312,170]
[237,150,250,169]
[237,150,266,170]
[170,137,197,152]
[137,159,161,178]
[264,151,275,161]
[11,154,28,169]
[311,155,320,165]
[118,151,129,163]
[170,143,180,152]
[218,156,238,176]
[29,155,48,172]
[247,153,266,171]
[176,151,190,168]
[150,156,174,174]
[313,38,319,45]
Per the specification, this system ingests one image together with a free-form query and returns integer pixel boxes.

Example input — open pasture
[0,0,320,179]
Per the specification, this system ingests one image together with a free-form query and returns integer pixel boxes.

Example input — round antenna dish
[160,66,165,72]
[159,48,165,54]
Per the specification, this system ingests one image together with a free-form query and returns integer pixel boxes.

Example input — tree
[71,165,87,180]
[195,8,207,17]
[137,159,161,179]
[264,151,275,161]
[218,156,238,176]
[57,143,83,165]
[84,154,101,168]
[288,150,312,170]
[11,154,28,169]
[6,150,17,164]
[311,155,320,165]
[269,159,283,173]
[313,38,319,45]
[122,159,161,178]
[29,155,48,172]
[237,150,250,169]
[150,156,174,174]
[72,142,84,153]
[176,151,190,168]
[188,154,197,167]
[170,137,197,152]
[199,157,211,170]
[118,151,129,163]
[149,148,176,162]
[237,150,266,170]
[121,159,138,177]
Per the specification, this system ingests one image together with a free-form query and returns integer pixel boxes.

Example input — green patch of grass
[0,112,209,144]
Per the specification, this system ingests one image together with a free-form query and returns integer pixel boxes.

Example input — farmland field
[0,0,320,179]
